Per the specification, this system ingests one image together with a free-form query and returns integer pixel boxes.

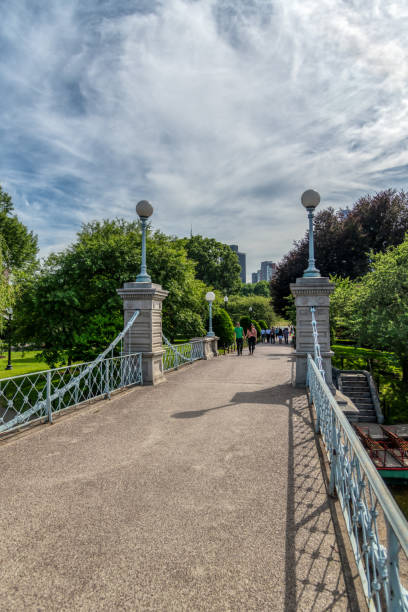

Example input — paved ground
[0,343,361,611]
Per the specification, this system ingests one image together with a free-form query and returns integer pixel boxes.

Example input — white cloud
[1,0,408,277]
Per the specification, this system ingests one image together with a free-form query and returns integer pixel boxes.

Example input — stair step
[342,383,369,388]
[358,416,377,423]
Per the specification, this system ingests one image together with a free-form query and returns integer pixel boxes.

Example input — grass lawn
[0,351,50,379]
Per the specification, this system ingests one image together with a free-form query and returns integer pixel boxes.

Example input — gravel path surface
[0,343,361,610]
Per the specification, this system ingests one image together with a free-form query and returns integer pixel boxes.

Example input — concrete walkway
[0,343,360,610]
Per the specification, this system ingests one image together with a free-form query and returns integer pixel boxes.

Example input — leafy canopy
[15,219,207,366]
[183,235,242,295]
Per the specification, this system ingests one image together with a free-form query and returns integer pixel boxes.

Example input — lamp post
[223,295,228,310]
[5,307,13,371]
[301,189,321,278]
[206,291,215,337]
[136,200,154,282]
[249,306,253,318]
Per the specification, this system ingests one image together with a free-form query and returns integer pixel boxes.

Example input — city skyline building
[229,244,246,284]
[251,261,277,284]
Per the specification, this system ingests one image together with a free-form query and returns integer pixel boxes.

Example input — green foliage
[283,295,296,327]
[0,185,38,270]
[252,320,261,339]
[239,316,252,333]
[271,189,408,316]
[226,295,277,326]
[240,281,270,297]
[240,283,256,296]
[254,281,270,297]
[353,238,408,389]
[329,237,408,421]
[183,235,241,294]
[258,319,268,329]
[213,308,235,346]
[15,219,207,366]
[331,345,405,422]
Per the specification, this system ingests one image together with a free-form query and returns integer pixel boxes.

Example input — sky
[1,0,408,281]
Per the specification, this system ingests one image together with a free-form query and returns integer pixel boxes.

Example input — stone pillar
[190,336,219,359]
[290,277,334,388]
[117,282,168,385]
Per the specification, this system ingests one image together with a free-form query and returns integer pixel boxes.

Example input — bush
[239,315,252,333]
[252,320,261,341]
[213,309,235,347]
[258,319,268,329]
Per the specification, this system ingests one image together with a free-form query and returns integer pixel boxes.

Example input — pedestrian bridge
[0,344,365,610]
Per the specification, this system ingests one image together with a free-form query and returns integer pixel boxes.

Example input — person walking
[246,323,257,355]
[283,327,289,344]
[278,328,283,344]
[266,328,271,343]
[234,321,244,356]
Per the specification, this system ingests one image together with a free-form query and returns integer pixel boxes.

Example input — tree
[353,237,408,390]
[0,185,38,270]
[271,189,408,316]
[227,295,277,326]
[329,276,360,342]
[15,220,207,366]
[253,281,270,297]
[183,235,242,294]
[240,281,270,297]
[258,319,268,329]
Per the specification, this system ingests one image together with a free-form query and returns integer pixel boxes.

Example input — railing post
[105,359,111,399]
[46,371,52,424]
[328,411,337,497]
[387,524,404,610]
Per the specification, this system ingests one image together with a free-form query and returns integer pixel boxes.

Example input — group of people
[233,322,294,356]
[260,327,292,345]
[233,322,257,355]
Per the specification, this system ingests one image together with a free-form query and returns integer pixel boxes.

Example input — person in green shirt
[234,322,244,356]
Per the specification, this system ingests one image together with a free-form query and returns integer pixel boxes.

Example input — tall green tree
[15,220,206,366]
[183,235,242,294]
[0,185,38,270]
[226,295,276,326]
[353,237,408,390]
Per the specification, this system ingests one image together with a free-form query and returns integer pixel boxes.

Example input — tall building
[229,244,246,284]
[260,261,277,282]
[251,261,277,283]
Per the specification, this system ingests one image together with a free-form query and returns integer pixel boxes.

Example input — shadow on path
[171,382,302,419]
[284,393,361,610]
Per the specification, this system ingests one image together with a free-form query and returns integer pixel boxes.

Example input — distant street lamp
[301,189,321,278]
[136,200,154,282]
[206,291,215,337]
[224,295,228,310]
[5,307,13,371]
[249,306,253,317]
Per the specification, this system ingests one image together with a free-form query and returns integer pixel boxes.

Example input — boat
[354,424,408,481]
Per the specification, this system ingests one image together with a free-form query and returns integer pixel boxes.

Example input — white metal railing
[308,303,408,610]
[0,310,142,435]
[0,353,142,434]
[162,334,204,371]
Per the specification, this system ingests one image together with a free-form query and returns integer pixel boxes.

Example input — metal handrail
[309,355,408,555]
[162,335,205,371]
[308,354,408,610]
[0,310,141,434]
